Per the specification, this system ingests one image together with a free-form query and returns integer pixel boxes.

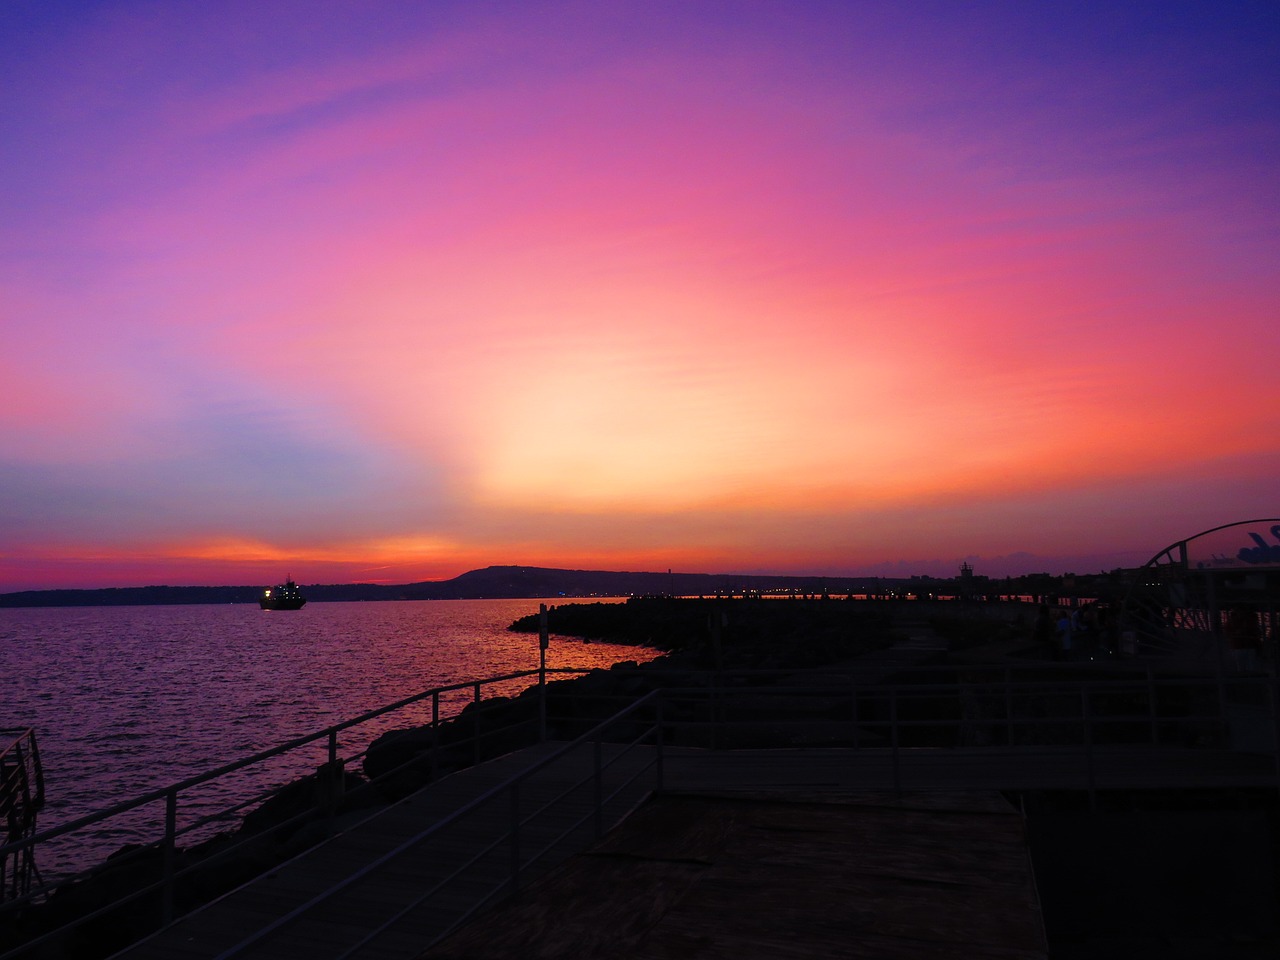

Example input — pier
[115,742,1274,957]
[3,614,1278,959]
[119,749,1059,960]
[113,737,1275,959]
[119,632,1278,959]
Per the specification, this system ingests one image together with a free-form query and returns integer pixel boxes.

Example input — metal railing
[151,667,1280,958]
[647,669,1280,798]
[213,692,665,959]
[0,668,592,958]
[507,661,1280,796]
[3,661,1277,958]
[0,730,44,904]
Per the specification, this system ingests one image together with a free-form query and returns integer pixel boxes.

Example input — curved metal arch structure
[1121,519,1280,667]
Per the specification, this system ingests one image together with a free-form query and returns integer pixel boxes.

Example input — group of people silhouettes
[1036,602,1117,660]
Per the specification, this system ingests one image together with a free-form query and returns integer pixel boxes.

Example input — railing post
[593,735,604,840]
[539,604,549,744]
[539,650,547,743]
[1271,677,1280,800]
[1004,670,1014,746]
[508,782,520,897]
[325,730,341,826]
[162,788,177,927]
[710,676,720,751]
[850,679,859,749]
[2,748,21,901]
[431,691,440,781]
[655,694,665,794]
[1082,687,1096,811]
[1147,667,1159,745]
[890,688,901,797]
[473,683,483,766]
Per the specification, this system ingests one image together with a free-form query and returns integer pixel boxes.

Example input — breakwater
[511,594,906,665]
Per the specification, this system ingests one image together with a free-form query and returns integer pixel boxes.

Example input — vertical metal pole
[4,743,22,899]
[711,677,720,752]
[1206,570,1230,737]
[710,612,723,745]
[473,683,483,766]
[655,693,665,794]
[1083,687,1096,811]
[508,782,520,896]
[1,826,8,901]
[1148,667,1159,745]
[1271,678,1280,800]
[1005,669,1014,746]
[431,691,440,781]
[330,732,345,824]
[539,604,549,743]
[850,680,859,749]
[593,735,604,840]
[327,729,340,825]
[162,788,177,926]
[890,689,901,797]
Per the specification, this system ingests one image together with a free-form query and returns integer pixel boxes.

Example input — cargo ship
[259,577,306,610]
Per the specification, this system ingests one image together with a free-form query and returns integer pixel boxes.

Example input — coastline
[0,563,1125,608]
[10,597,1278,958]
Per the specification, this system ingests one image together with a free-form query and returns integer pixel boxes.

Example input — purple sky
[2,1,1278,590]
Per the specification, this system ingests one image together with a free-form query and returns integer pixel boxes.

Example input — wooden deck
[111,736,1275,960]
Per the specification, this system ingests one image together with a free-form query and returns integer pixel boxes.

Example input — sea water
[0,598,655,876]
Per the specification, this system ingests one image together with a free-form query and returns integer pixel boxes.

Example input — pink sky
[2,1,1277,591]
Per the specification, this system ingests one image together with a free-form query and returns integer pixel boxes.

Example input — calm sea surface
[0,599,655,876]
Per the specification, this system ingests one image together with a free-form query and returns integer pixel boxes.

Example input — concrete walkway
[109,732,1277,960]
[108,621,1276,960]
[420,789,1049,960]
[114,741,659,960]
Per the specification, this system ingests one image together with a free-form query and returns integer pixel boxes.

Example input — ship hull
[260,578,307,610]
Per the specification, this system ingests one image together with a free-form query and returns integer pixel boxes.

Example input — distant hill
[0,565,898,608]
[400,566,874,600]
[0,563,1122,608]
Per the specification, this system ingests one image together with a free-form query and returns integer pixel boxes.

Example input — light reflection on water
[0,598,655,875]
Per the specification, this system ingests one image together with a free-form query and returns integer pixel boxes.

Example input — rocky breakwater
[361,596,958,811]
[363,597,902,785]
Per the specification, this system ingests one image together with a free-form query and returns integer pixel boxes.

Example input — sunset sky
[2,1,1277,591]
